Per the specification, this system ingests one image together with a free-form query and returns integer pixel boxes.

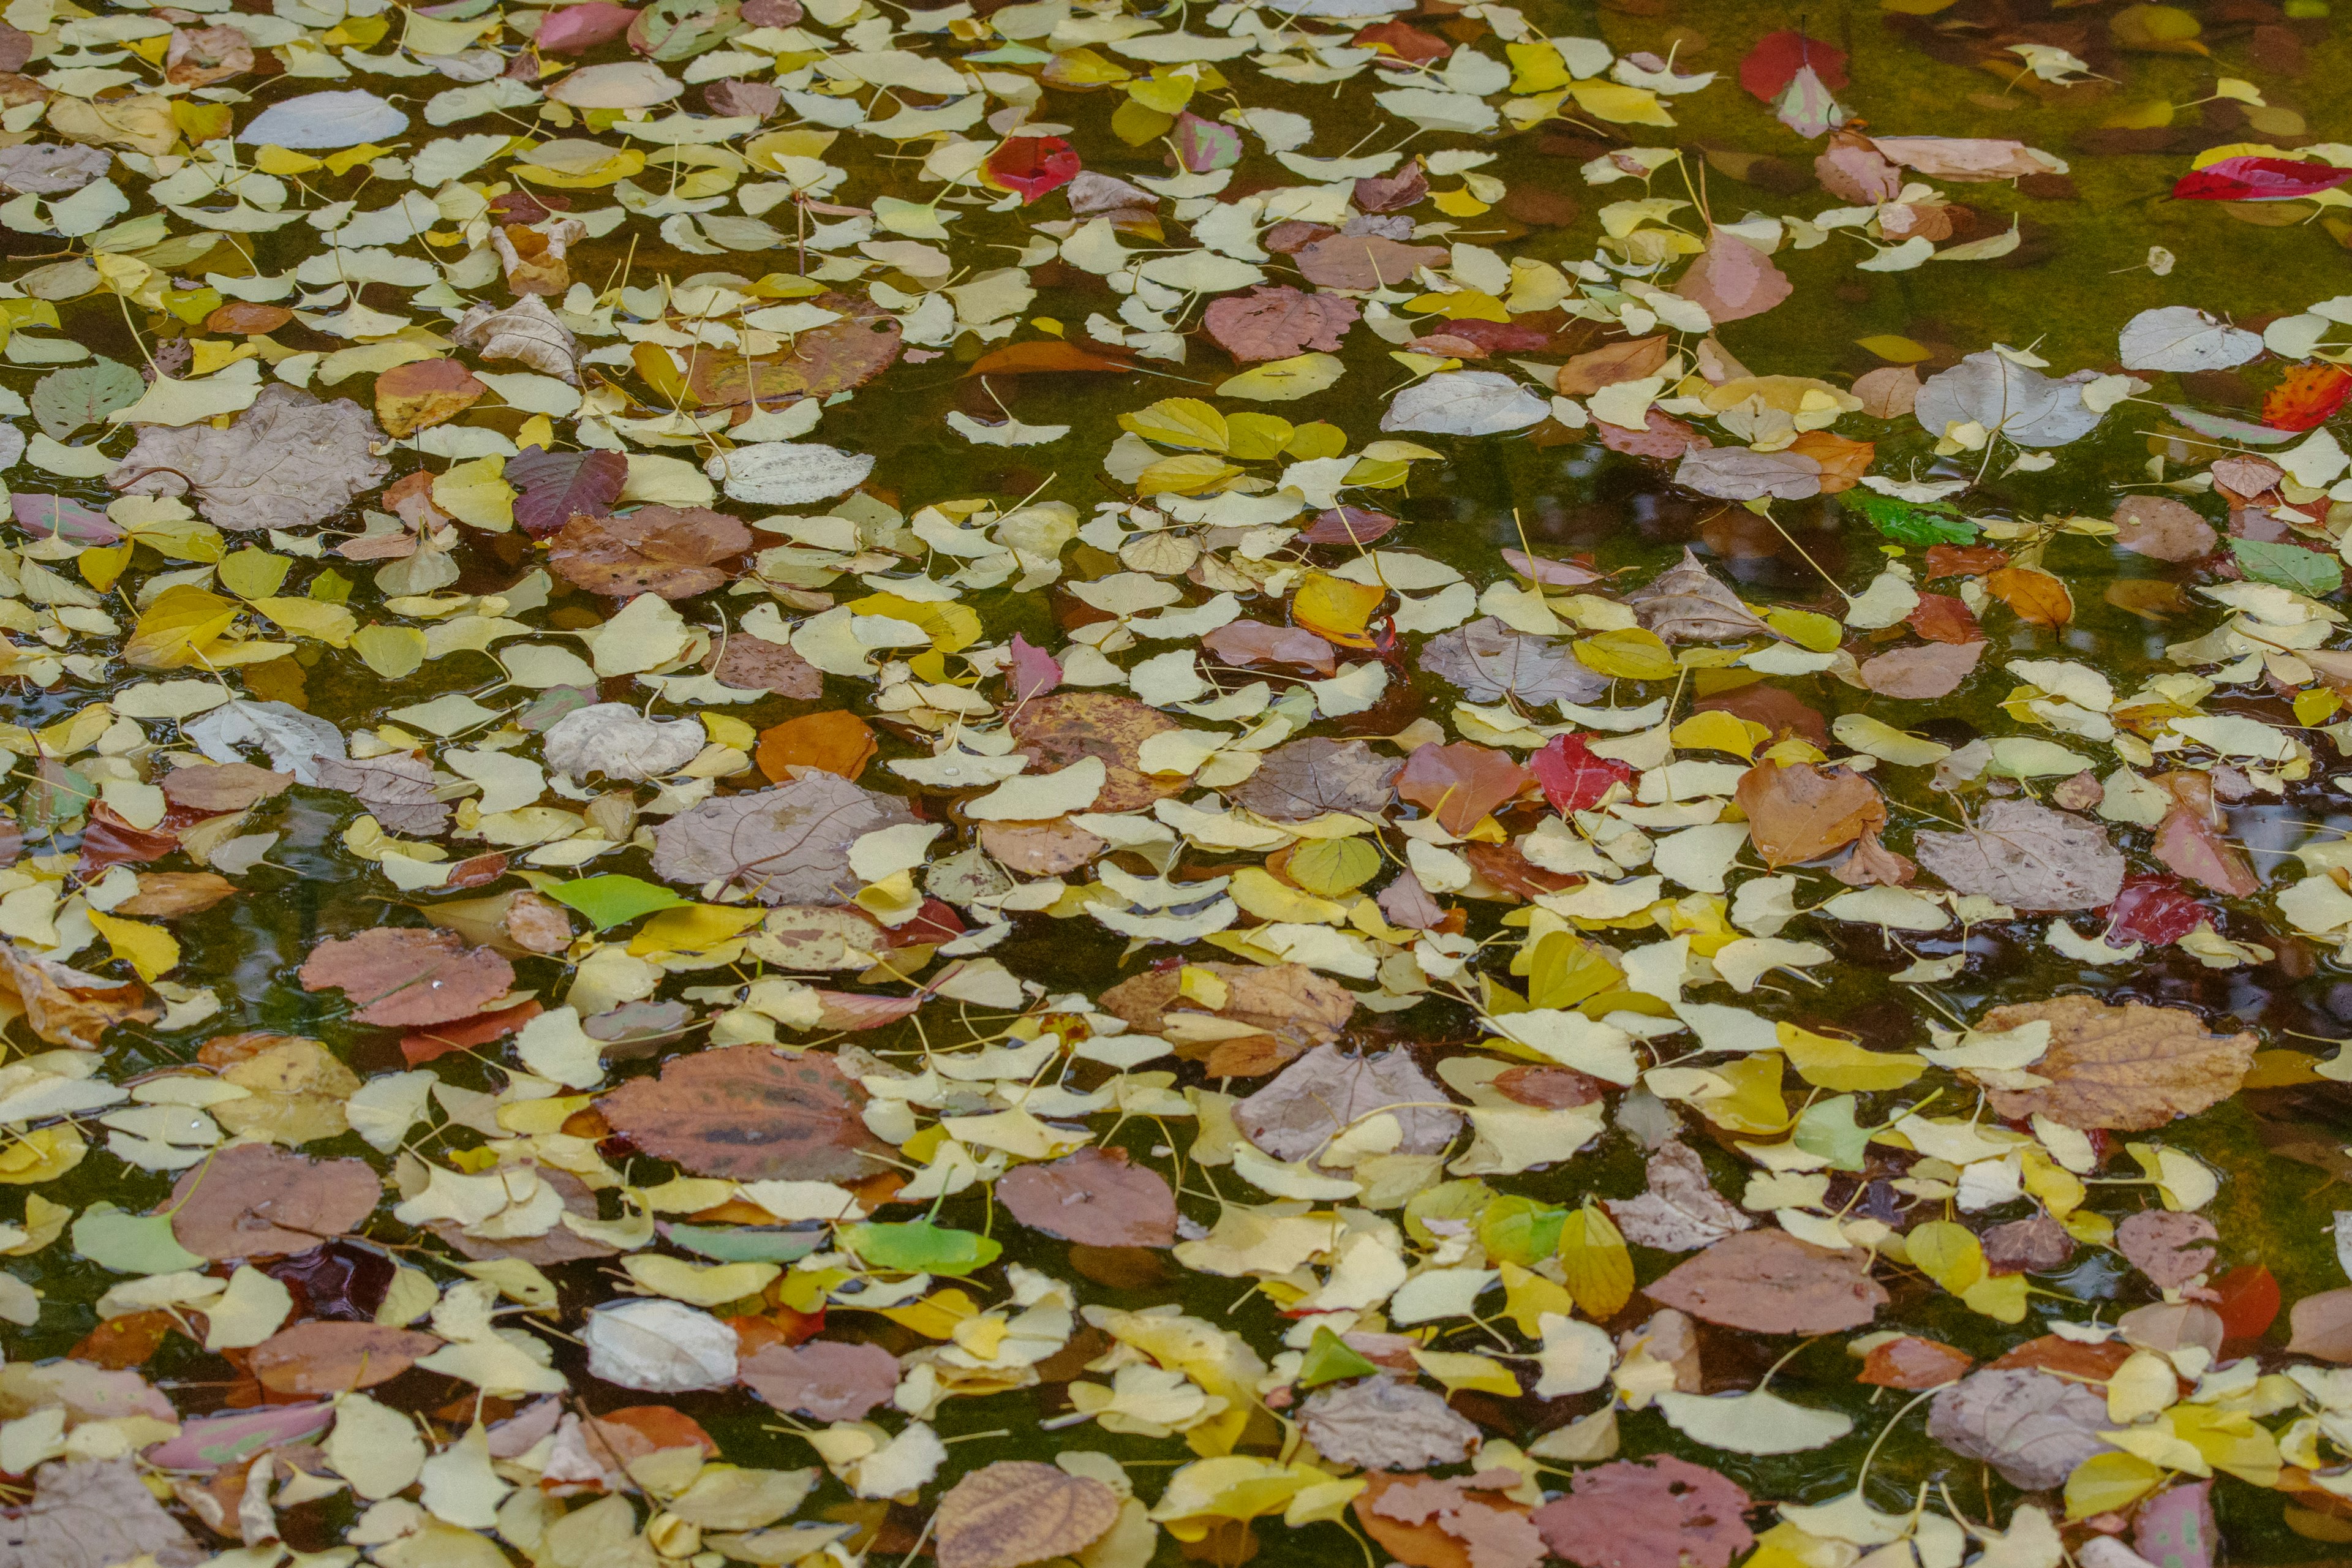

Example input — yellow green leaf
[1556,1202,1633,1319]
[124,585,239,669]
[1119,398,1227,452]
[1776,1023,1927,1092]
[1217,353,1345,402]
[431,457,514,532]
[1574,627,1676,680]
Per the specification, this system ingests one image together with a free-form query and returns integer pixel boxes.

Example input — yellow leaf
[253,145,323,175]
[431,457,514,532]
[1959,1272,2028,1323]
[1556,1202,1633,1318]
[1135,454,1245,497]
[2065,1451,2165,1520]
[1573,627,1676,680]
[124,585,239,669]
[1668,709,1765,759]
[252,597,356,649]
[847,592,981,654]
[627,904,768,957]
[87,911,179,982]
[1120,398,1227,452]
[1217,353,1344,402]
[1291,573,1387,648]
[0,1125,85,1185]
[1776,1023,1927,1092]
[622,1254,780,1308]
[1498,1259,1575,1336]
[1689,1051,1790,1134]
[877,1287,981,1338]
[513,143,649,188]
[1855,334,1934,362]
[1765,606,1845,652]
[353,624,429,679]
[1285,838,1381,899]
[1286,422,1348,460]
[1228,867,1348,925]
[1506,41,1569,94]
[1567,80,1675,127]
[1412,1348,1522,1396]
[1905,1219,1986,1295]
[1224,412,1295,461]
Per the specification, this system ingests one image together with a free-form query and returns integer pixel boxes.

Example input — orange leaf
[758,710,878,782]
[966,341,1136,376]
[1785,429,1874,494]
[2262,362,2352,432]
[1986,565,2073,628]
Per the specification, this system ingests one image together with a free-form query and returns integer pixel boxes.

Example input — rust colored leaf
[1643,1229,1887,1334]
[1972,995,2257,1131]
[2151,807,2260,898]
[1202,619,1338,675]
[1858,639,1985,699]
[1675,230,1791,325]
[1906,592,1982,644]
[373,358,484,438]
[114,872,235,917]
[1734,762,1887,867]
[1530,1456,1755,1568]
[1858,1335,1973,1390]
[978,820,1105,876]
[1292,235,1451,290]
[204,301,292,336]
[2287,1288,2352,1362]
[2113,496,2217,562]
[1099,961,1355,1069]
[597,1045,889,1182]
[248,1322,439,1394]
[549,505,751,600]
[1554,336,1670,397]
[1395,742,1533,835]
[711,631,826,697]
[740,1338,901,1420]
[935,1461,1122,1568]
[756,711,877,783]
[688,298,900,407]
[297,927,516,1027]
[167,1143,380,1260]
[1923,544,2010,578]
[1852,364,1920,419]
[1009,692,1185,814]
[998,1147,1178,1248]
[160,760,292,814]
[1785,429,1874,492]
[2115,1211,2218,1289]
[1203,285,1361,363]
[1986,565,2073,627]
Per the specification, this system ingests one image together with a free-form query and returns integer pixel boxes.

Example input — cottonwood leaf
[1235,1043,1461,1164]
[1099,962,1357,1073]
[1871,135,2057,181]
[543,703,706,782]
[581,1298,739,1392]
[2152,805,2260,897]
[2114,1211,2217,1289]
[711,631,825,698]
[550,506,751,600]
[1625,548,1772,642]
[1971,995,2256,1131]
[1915,351,2103,448]
[249,1321,441,1394]
[1675,230,1791,325]
[0,1458,204,1568]
[312,753,449,836]
[184,699,344,784]
[1643,1229,1888,1333]
[707,442,875,507]
[1913,799,2124,911]
[1654,1389,1853,1455]
[2119,306,2263,372]
[1926,1368,2113,1490]
[1532,734,1637,813]
[998,1146,1178,1248]
[597,1045,888,1182]
[167,1142,379,1260]
[2113,496,2215,561]
[1231,737,1400,822]
[1204,285,1360,363]
[298,927,516,1027]
[1674,445,1821,500]
[1298,1377,1480,1472]
[108,385,388,531]
[0,143,109,195]
[651,773,915,905]
[1529,1455,1753,1568]
[1734,762,1887,867]
[1382,371,1548,435]
[1294,235,1450,290]
[741,1340,901,1421]
[1859,640,1985,699]
[2287,1289,2352,1362]
[690,295,901,405]
[935,1461,1121,1568]
[239,89,408,148]
[1420,617,1607,706]
[1604,1141,1751,1252]
[508,447,628,538]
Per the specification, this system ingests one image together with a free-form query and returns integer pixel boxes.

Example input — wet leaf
[1643,1230,1888,1334]
[1972,995,2256,1131]
[652,774,916,905]
[1735,762,1887,867]
[936,1461,1121,1568]
[1235,1044,1461,1165]
[108,385,389,532]
[1859,639,1985,699]
[1625,549,1772,642]
[550,506,751,600]
[1927,1368,2114,1490]
[168,1143,380,1260]
[1396,742,1534,835]
[1204,286,1360,363]
[1529,1456,1753,1568]
[299,927,514,1027]
[1298,1377,1480,1472]
[598,1046,888,1181]
[742,1339,901,1421]
[1231,737,1399,823]
[999,1147,1178,1247]
[1913,799,2124,912]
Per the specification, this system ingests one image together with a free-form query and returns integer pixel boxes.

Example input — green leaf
[547,873,690,930]
[1842,490,1978,548]
[72,1201,205,1274]
[841,1219,1003,1276]
[663,1223,826,1265]
[1297,1325,1378,1389]
[1477,1194,1567,1265]
[31,358,143,441]
[1792,1095,1870,1172]
[2230,538,2343,597]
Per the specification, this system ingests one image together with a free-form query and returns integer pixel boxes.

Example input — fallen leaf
[1009,693,1185,814]
[2119,306,2263,372]
[652,774,916,905]
[1420,617,1608,706]
[1643,1229,1887,1333]
[2286,1289,2352,1361]
[1915,352,2103,448]
[167,1143,380,1259]
[1986,565,2075,627]
[1858,639,1985,699]
[2263,363,2352,432]
[1396,742,1534,835]
[1734,762,1886,867]
[935,1461,1121,1568]
[1294,235,1451,290]
[544,703,706,783]
[1298,1377,1481,1472]
[374,358,484,437]
[1204,286,1360,363]
[1872,135,2059,181]
[1926,1367,2113,1490]
[756,712,876,783]
[312,753,450,836]
[2173,154,2352,203]
[298,926,516,1027]
[249,1321,440,1394]
[1858,1335,1973,1390]
[741,1339,901,1421]
[1604,1141,1751,1252]
[1852,364,1921,418]
[2151,807,2260,898]
[597,1045,889,1181]
[1555,337,1672,396]
[550,507,751,599]
[1531,733,1637,813]
[1675,230,1791,324]
[0,1457,204,1568]
[1913,799,2124,912]
[998,1147,1178,1248]
[453,294,579,383]
[1971,995,2256,1131]
[1203,620,1339,675]
[108,385,389,532]
[688,295,900,405]
[2113,496,2216,561]
[508,447,630,538]
[1383,371,1548,436]
[2114,1210,2218,1289]
[711,631,825,698]
[1231,737,1400,822]
[1235,1044,1461,1165]
[1530,1455,1754,1568]
[1625,548,1772,642]
[1099,962,1355,1073]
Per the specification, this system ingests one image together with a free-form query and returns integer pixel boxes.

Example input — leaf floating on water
[597,1046,888,1182]
[1970,995,2256,1131]
[1643,1229,1889,1334]
[935,1461,1121,1568]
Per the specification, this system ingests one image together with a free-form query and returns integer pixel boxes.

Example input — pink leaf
[533,2,638,54]
[1009,633,1061,702]
[2173,156,2352,203]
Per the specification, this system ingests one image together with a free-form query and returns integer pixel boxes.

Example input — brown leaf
[248,1322,440,1394]
[597,1046,889,1182]
[1643,1229,1887,1333]
[1858,639,1985,699]
[312,753,450,837]
[2114,1211,2218,1289]
[1675,230,1791,324]
[1972,995,2257,1131]
[1858,1335,1973,1390]
[977,820,1105,876]
[998,1147,1177,1248]
[108,385,389,533]
[114,872,235,917]
[756,711,876,783]
[2287,1288,2352,1362]
[1293,235,1451,290]
[0,1457,203,1568]
[373,357,484,438]
[739,1339,901,1421]
[1830,831,1916,888]
[1231,737,1400,823]
[1395,742,1533,835]
[167,1144,379,1260]
[1202,619,1340,674]
[1298,1377,1481,1472]
[2113,496,2217,562]
[0,946,156,1050]
[1852,364,1921,419]
[2210,456,2284,505]
[1785,428,1874,492]
[453,293,578,383]
[160,760,292,813]
[297,926,515,1027]
[1981,1214,2073,1274]
[2052,772,2105,812]
[1986,565,2074,627]
[1734,762,1887,867]
[651,773,915,905]
[1913,799,2124,911]
[1529,1456,1754,1568]
[935,1461,1121,1568]
[1907,593,1982,644]
[1604,1140,1751,1253]
[1597,409,1707,459]
[1358,1472,1542,1568]
[205,301,290,336]
[1009,693,1185,813]
[164,25,252,87]
[1203,285,1360,363]
[549,506,752,600]
[1815,130,1904,203]
[1926,1368,2114,1490]
[2152,807,2260,897]
[1554,336,1670,397]
[687,293,899,405]
[1625,548,1772,642]
[1099,961,1355,1068]
[1235,1044,1460,1166]
[1420,617,1607,706]
[710,630,825,697]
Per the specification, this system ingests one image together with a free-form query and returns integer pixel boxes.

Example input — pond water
[1,1,2351,1566]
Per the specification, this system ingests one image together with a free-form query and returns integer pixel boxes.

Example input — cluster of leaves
[5,4,2352,1568]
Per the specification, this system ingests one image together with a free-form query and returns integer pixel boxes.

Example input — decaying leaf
[0,1458,205,1568]
[1008,693,1185,814]
[297,926,516,1027]
[1972,995,2256,1131]
[1529,1456,1754,1568]
[1735,763,1886,867]
[1298,1376,1481,1472]
[1913,799,2125,913]
[1624,549,1773,642]
[652,774,916,905]
[2114,1210,2218,1288]
[167,1142,380,1259]
[597,1046,889,1182]
[1926,1368,2114,1490]
[741,1339,902,1422]
[1231,737,1400,822]
[935,1461,1121,1568]
[1420,617,1608,706]
[1235,1044,1461,1166]
[1643,1230,1887,1333]
[549,506,752,599]
[1204,286,1360,363]
[108,386,389,532]
[1099,962,1355,1074]
[1604,1142,1751,1253]
[998,1147,1178,1248]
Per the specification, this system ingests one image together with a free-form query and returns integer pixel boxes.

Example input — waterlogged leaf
[509,447,629,537]
[598,1046,888,1182]
[1205,286,1360,363]
[1624,549,1772,642]
[652,775,915,905]
[168,1142,380,1259]
[742,1340,901,1422]
[1396,742,1534,835]
[2231,537,2342,595]
[1673,445,1820,501]
[1381,371,1548,435]
[999,1147,1177,1247]
[298,927,515,1026]
[1529,1457,1753,1568]
[1230,737,1399,822]
[0,1458,204,1568]
[31,359,142,440]
[2114,496,2216,561]
[1915,799,2122,912]
[1420,617,1606,706]
[2174,155,2352,203]
[240,89,409,148]
[1298,1378,1480,1472]
[936,1461,1120,1568]
[544,703,706,783]
[1842,489,1977,546]
[1970,995,2256,1131]
[1674,230,1790,324]
[1236,1043,1460,1164]
[1646,1231,1887,1333]
[2119,306,2263,372]
[1604,1142,1750,1252]
[1653,1389,1853,1455]
[1928,1368,2114,1490]
[1532,734,1637,813]
[108,385,389,531]
[1735,763,1885,867]
[2263,363,2352,432]
[1860,639,1985,699]
[1915,351,2103,448]
[551,506,751,599]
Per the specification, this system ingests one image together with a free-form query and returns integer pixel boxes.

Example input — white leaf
[2118,306,2264,372]
[184,699,345,785]
[707,442,876,506]
[581,1298,739,1392]
[1655,1388,1853,1453]
[1381,371,1548,435]
[239,91,410,150]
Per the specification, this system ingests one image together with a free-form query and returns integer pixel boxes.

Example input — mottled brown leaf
[935,1461,1121,1568]
[167,1143,380,1260]
[998,1147,1177,1248]
[297,926,515,1027]
[1973,995,2256,1131]
[550,505,752,600]
[1643,1229,1887,1334]
[597,1046,889,1182]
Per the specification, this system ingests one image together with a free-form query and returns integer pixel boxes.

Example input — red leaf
[508,447,628,539]
[1907,592,1983,645]
[1738,30,1847,103]
[2104,875,2207,946]
[1531,733,1635,814]
[534,2,638,54]
[2172,155,2352,203]
[984,135,1080,203]
[2263,363,2352,432]
[2212,1264,2280,1340]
